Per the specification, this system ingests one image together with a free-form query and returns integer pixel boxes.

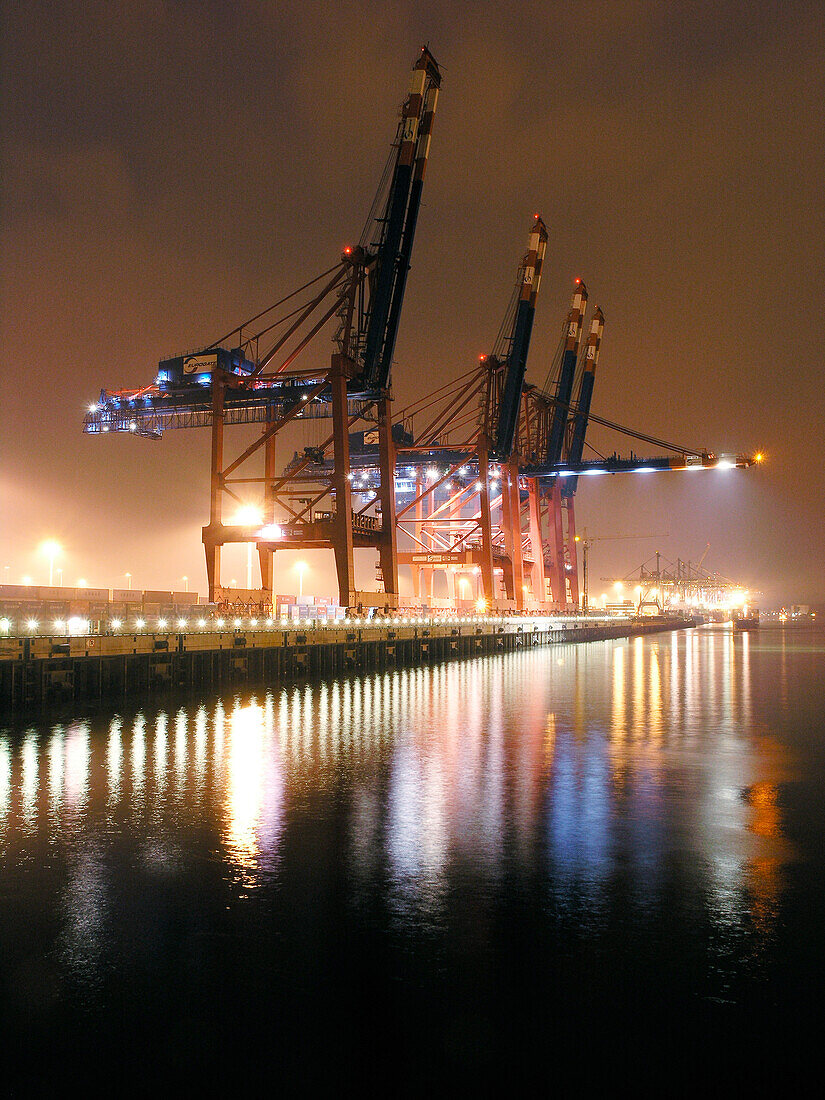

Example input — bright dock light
[39,540,62,586]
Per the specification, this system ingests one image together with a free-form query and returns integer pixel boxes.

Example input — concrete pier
[0,614,691,710]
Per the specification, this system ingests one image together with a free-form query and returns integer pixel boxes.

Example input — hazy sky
[2,0,823,604]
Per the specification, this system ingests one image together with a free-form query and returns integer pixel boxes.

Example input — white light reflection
[64,721,90,813]
[222,701,284,888]
[107,718,122,804]
[174,709,187,793]
[0,739,10,833]
[47,725,65,816]
[154,712,168,805]
[131,713,146,798]
[59,846,108,994]
[20,732,39,829]
[194,706,207,793]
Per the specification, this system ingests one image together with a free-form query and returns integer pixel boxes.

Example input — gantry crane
[82,48,762,615]
[575,531,662,612]
[84,47,442,611]
[601,546,756,613]
[393,216,548,611]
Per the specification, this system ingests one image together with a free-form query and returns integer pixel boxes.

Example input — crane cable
[203,262,345,352]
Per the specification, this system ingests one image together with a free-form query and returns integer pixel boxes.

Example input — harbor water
[2,625,823,1089]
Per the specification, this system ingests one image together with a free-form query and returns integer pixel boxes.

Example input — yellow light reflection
[225,702,266,874]
[745,781,781,840]
[648,648,662,738]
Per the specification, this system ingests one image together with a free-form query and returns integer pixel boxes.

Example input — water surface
[2,626,823,1088]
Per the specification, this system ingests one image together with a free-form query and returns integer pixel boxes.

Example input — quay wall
[0,615,691,710]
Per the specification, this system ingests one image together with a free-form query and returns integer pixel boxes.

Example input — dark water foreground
[2,626,824,1090]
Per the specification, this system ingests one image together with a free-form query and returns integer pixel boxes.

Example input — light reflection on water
[0,627,815,1021]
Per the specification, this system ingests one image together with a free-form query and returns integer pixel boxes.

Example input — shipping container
[112,589,142,604]
[142,591,173,604]
[171,591,199,606]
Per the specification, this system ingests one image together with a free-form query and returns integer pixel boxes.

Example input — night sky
[2,1,823,605]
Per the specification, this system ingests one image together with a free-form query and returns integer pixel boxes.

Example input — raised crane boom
[361,47,441,391]
[562,305,604,497]
[491,216,548,460]
[545,279,587,467]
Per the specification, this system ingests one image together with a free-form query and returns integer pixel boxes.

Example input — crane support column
[377,394,399,606]
[258,411,277,598]
[506,458,525,609]
[204,375,226,601]
[478,445,496,606]
[331,355,355,608]
[564,498,579,607]
[549,482,567,607]
[526,478,546,605]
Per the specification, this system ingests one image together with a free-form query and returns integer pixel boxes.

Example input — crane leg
[477,446,496,606]
[377,394,399,607]
[565,498,579,608]
[331,355,355,609]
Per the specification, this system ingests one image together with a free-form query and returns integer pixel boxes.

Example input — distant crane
[575,531,664,613]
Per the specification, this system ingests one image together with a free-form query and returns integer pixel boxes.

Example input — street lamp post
[125,572,132,591]
[296,561,307,599]
[40,540,61,587]
[234,505,263,592]
[183,575,189,593]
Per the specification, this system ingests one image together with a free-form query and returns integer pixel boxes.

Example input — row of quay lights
[1,612,548,637]
[348,466,501,488]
